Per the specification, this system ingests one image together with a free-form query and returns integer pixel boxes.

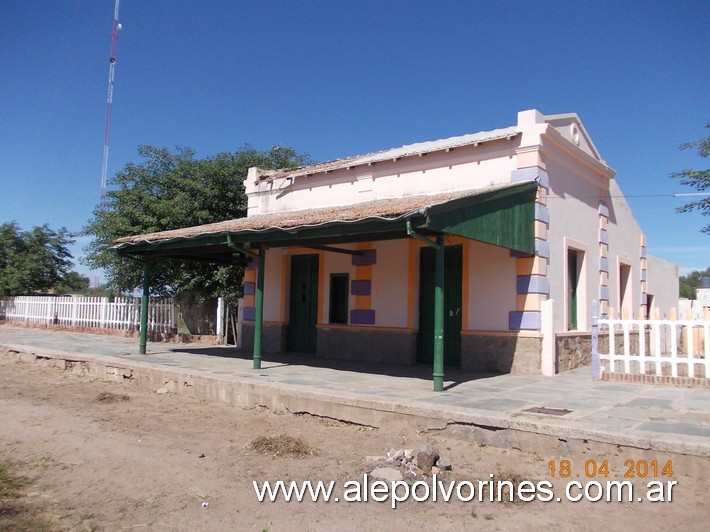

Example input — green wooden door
[418,245,462,366]
[288,254,319,354]
[568,250,578,330]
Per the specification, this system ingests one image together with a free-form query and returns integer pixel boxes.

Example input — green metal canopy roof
[112,180,537,262]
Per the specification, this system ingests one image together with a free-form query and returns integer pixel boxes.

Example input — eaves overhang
[112,180,538,263]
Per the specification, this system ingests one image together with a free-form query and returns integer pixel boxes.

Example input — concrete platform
[2,325,709,458]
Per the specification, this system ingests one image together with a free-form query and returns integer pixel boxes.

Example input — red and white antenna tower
[100,0,122,204]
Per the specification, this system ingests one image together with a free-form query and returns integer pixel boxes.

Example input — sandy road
[1,354,707,531]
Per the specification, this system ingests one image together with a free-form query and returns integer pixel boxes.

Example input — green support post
[433,236,445,391]
[139,261,150,355]
[253,247,265,370]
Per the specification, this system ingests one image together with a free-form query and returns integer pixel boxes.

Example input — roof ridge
[264,125,519,180]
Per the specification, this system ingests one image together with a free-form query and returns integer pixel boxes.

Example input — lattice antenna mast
[100,0,122,205]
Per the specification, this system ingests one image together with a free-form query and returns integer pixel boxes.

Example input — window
[329,274,349,324]
[619,263,632,319]
[567,249,581,330]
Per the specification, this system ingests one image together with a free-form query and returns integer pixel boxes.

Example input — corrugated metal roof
[112,182,526,247]
[262,126,519,180]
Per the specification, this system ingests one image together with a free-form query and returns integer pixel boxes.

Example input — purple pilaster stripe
[243,307,256,321]
[351,279,372,296]
[598,202,609,217]
[535,240,549,259]
[509,311,541,331]
[517,275,550,295]
[350,309,375,325]
[535,203,549,224]
[599,228,608,245]
[599,257,609,273]
[243,282,255,296]
[511,168,549,189]
[599,286,609,301]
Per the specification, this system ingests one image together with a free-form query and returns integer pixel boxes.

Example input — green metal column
[139,261,150,355]
[433,236,445,391]
[253,247,265,370]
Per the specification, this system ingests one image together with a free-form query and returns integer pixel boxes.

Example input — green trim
[112,181,537,262]
[423,181,537,254]
[406,221,441,249]
[253,248,265,369]
[433,236,445,392]
[568,250,578,330]
[139,262,150,355]
[227,235,258,258]
[306,245,364,256]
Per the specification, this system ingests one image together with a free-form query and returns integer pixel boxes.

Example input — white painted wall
[545,154,606,331]
[605,179,644,319]
[246,109,679,338]
[371,240,410,328]
[246,140,519,216]
[646,254,679,318]
[467,241,517,331]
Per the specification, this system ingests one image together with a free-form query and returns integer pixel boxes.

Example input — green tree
[82,144,310,307]
[54,271,91,295]
[670,123,710,234]
[679,267,710,299]
[0,222,75,297]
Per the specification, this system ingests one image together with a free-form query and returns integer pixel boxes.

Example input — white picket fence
[2,296,177,333]
[593,313,710,380]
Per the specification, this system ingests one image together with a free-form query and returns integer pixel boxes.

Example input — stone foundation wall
[555,333,593,372]
[239,324,549,374]
[240,322,287,353]
[461,335,542,374]
[316,327,417,365]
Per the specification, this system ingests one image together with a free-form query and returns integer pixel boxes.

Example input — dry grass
[0,461,54,531]
[248,434,316,458]
[95,391,130,403]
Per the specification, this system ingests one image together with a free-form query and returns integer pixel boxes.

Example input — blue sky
[2,0,708,282]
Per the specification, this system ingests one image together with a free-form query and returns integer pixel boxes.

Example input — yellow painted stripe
[515,256,547,276]
[355,264,371,279]
[354,295,371,310]
[517,293,545,312]
[534,220,547,240]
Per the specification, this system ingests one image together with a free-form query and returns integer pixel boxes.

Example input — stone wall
[461,334,542,374]
[555,333,593,372]
[239,325,548,375]
[316,327,417,365]
[240,323,287,353]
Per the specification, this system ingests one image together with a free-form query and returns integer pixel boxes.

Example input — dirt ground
[0,355,707,531]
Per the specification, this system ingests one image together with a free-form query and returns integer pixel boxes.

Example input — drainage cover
[523,407,572,416]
